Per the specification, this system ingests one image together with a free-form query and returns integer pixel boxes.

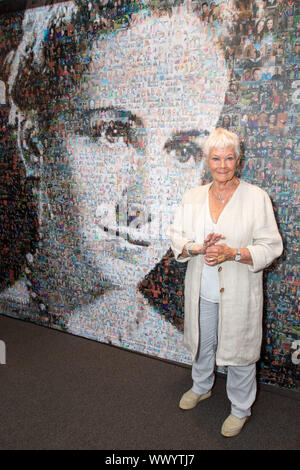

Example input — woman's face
[65,9,228,286]
[257,20,264,33]
[207,145,238,184]
[267,18,273,31]
[253,69,261,81]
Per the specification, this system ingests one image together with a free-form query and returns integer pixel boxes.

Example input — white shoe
[179,388,212,410]
[221,414,249,437]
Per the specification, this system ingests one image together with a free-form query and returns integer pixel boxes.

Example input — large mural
[0,0,299,389]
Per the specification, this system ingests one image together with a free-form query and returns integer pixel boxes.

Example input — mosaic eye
[164,130,206,164]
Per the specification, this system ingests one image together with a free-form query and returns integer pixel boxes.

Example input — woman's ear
[17,115,43,177]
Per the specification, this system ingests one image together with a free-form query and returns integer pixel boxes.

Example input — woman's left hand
[204,244,234,266]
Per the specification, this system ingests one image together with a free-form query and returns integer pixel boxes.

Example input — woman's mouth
[95,193,153,247]
[96,221,151,247]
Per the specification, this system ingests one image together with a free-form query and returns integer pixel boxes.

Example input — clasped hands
[187,232,234,266]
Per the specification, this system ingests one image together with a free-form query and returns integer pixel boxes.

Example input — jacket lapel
[194,183,211,244]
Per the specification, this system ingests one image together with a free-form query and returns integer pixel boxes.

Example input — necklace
[211,178,239,204]
[215,193,226,204]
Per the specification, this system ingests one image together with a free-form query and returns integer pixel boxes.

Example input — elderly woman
[169,127,283,437]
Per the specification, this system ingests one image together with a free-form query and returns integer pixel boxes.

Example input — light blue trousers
[191,297,257,419]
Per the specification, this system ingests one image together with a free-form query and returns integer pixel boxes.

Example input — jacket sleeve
[168,193,195,263]
[246,190,283,273]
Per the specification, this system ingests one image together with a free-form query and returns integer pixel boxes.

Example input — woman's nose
[116,145,145,193]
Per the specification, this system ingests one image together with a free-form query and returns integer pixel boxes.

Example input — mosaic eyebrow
[164,129,209,147]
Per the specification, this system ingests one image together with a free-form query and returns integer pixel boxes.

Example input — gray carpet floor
[0,314,299,450]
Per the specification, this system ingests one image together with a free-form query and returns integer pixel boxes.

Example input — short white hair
[203,127,240,159]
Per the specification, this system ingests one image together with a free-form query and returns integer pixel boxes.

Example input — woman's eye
[165,140,203,164]
[78,119,134,145]
[176,146,191,163]
[105,121,128,140]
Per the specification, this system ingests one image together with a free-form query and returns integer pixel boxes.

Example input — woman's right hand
[184,233,225,256]
[203,232,225,249]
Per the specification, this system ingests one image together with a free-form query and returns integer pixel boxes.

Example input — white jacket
[169,180,283,366]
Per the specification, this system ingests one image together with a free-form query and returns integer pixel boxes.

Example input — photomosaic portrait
[0,0,299,388]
